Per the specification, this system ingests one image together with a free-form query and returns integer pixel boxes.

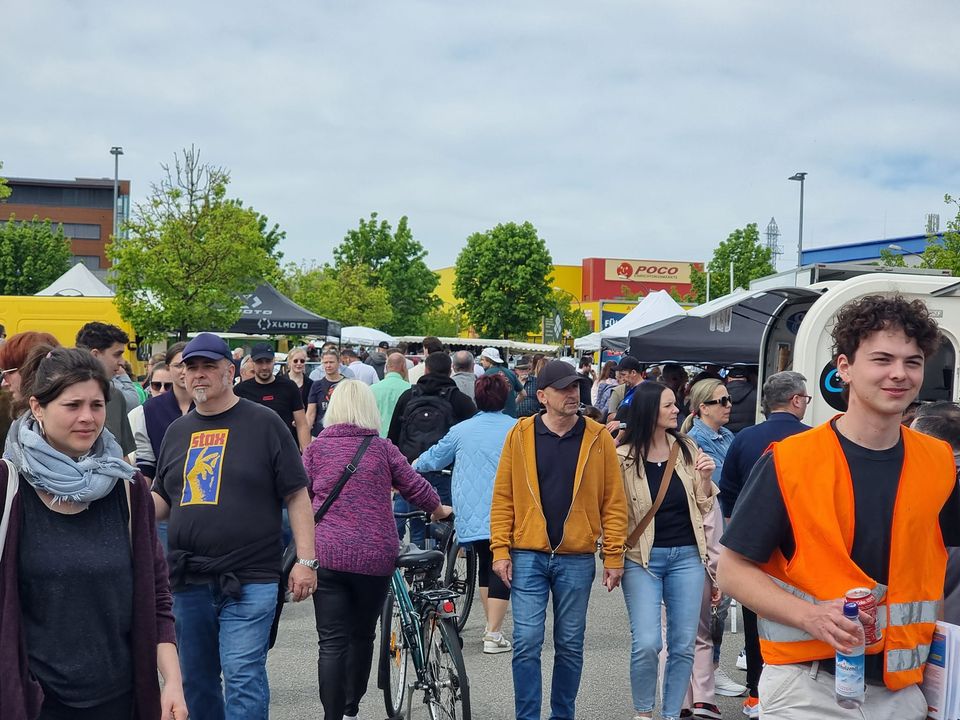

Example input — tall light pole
[110,146,124,240]
[788,172,807,268]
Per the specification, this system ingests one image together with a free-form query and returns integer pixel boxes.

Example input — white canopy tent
[35,264,114,297]
[340,326,397,346]
[574,290,686,351]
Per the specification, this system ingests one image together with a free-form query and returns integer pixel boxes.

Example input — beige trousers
[759,662,928,720]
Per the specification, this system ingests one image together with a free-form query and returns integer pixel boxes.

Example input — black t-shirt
[722,421,960,680]
[643,460,697,548]
[307,376,343,435]
[153,398,309,586]
[234,376,304,442]
[534,413,585,550]
[19,480,133,706]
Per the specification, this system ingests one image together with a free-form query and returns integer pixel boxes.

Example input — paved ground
[267,559,750,719]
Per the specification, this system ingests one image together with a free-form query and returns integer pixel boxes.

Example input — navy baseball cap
[537,360,588,391]
[250,343,275,361]
[182,333,231,362]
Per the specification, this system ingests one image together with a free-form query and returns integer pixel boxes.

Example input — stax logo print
[181,429,229,506]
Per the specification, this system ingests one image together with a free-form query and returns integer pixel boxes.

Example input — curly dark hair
[831,294,942,362]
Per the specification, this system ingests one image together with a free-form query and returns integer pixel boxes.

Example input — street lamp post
[788,172,807,268]
[110,146,124,240]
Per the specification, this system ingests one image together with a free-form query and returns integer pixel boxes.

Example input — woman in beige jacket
[617,381,716,720]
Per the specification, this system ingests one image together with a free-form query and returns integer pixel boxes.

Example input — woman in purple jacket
[302,379,452,720]
[0,346,185,720]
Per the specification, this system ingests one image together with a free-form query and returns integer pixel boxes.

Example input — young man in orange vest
[718,295,960,718]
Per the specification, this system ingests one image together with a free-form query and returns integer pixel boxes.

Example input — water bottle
[835,601,865,708]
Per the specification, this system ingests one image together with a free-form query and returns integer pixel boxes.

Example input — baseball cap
[480,347,504,364]
[537,360,588,391]
[727,366,748,379]
[181,333,231,362]
[378,341,390,349]
[250,343,275,361]
[618,356,643,373]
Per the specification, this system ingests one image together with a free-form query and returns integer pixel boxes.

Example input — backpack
[398,385,456,461]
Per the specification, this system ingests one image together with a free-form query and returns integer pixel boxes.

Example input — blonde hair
[287,346,308,362]
[323,378,382,431]
[680,378,724,433]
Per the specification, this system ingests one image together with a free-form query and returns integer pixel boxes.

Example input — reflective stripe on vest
[887,644,931,673]
[889,600,939,627]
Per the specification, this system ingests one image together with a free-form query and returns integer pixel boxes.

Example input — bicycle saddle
[396,545,445,570]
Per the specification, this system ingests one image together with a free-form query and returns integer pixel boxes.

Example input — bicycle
[379,511,471,719]
[426,486,477,633]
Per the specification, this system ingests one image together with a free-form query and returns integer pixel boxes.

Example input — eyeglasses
[702,396,732,407]
[290,358,306,364]
[1,367,18,376]
[151,381,174,391]
[795,394,813,404]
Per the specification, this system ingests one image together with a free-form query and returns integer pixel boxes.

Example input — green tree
[689,223,775,301]
[879,194,960,275]
[420,306,464,337]
[278,262,393,329]
[454,221,554,338]
[0,161,10,201]
[107,147,273,341]
[333,213,439,334]
[0,215,72,295]
[549,289,591,339]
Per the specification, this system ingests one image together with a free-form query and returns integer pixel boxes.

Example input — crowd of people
[0,294,958,720]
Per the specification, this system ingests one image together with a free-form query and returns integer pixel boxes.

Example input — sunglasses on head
[1,367,18,376]
[702,395,732,407]
[151,381,173,391]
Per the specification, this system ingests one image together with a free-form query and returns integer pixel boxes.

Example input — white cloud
[2,0,959,273]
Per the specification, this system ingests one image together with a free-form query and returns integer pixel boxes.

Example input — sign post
[543,311,563,344]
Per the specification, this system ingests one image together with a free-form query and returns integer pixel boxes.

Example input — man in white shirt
[341,347,379,385]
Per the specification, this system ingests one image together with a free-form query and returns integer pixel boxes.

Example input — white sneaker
[714,667,747,697]
[736,648,748,671]
[482,631,512,654]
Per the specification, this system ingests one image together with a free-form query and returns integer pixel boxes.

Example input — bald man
[371,352,413,437]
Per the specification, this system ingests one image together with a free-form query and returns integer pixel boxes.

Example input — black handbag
[280,435,374,585]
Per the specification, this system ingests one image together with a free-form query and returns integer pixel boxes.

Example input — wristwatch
[297,558,320,570]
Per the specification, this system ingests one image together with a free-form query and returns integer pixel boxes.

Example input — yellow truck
[0,295,142,369]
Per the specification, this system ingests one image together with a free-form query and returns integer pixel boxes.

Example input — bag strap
[313,435,373,525]
[625,441,681,549]
[123,477,133,551]
[0,459,21,562]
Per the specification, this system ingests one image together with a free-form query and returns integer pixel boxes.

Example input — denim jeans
[394,471,451,548]
[510,550,596,720]
[621,546,705,720]
[174,581,278,720]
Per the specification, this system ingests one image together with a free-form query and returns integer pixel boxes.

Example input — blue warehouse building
[800,233,940,265]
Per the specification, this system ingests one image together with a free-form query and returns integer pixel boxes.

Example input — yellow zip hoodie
[489,415,628,569]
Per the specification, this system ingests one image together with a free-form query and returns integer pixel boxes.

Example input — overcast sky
[3,1,959,272]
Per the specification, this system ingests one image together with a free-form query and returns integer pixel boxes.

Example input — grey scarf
[4,413,135,503]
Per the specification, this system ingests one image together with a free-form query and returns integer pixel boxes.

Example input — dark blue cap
[182,333,231,362]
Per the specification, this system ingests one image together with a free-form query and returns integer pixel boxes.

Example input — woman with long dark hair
[617,381,717,720]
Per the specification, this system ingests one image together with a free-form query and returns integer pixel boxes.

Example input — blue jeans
[174,581,278,720]
[621,547,705,720]
[394,471,451,548]
[510,550,596,720]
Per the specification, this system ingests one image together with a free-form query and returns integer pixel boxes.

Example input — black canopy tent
[227,283,341,337]
[626,289,815,365]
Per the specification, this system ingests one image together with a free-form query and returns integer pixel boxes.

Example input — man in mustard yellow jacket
[491,359,628,720]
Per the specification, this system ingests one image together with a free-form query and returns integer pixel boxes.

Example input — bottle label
[835,653,865,697]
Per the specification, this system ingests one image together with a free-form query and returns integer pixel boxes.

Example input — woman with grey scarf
[0,346,187,720]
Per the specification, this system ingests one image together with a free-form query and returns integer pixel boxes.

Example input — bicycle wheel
[443,542,477,632]
[424,613,471,720]
[379,590,410,718]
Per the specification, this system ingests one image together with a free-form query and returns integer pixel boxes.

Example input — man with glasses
[717,371,811,717]
[235,343,311,452]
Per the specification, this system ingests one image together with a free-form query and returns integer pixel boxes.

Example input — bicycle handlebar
[393,510,456,522]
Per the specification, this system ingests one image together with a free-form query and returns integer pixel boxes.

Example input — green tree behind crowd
[454,221,554,338]
[0,216,71,295]
[278,262,393,329]
[108,147,276,341]
[333,213,439,335]
[689,223,775,301]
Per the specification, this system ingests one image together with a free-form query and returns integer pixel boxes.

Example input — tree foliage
[0,215,71,295]
[879,194,960,275]
[420,306,464,337]
[107,147,274,341]
[278,262,393,329]
[333,213,439,335]
[549,289,591,339]
[689,223,775,301]
[454,221,554,339]
[0,161,10,201]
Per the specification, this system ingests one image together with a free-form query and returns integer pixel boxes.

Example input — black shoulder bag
[280,435,374,584]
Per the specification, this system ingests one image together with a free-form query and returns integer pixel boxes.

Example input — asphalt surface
[267,559,751,719]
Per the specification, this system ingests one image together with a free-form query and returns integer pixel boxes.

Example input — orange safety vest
[757,419,954,691]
